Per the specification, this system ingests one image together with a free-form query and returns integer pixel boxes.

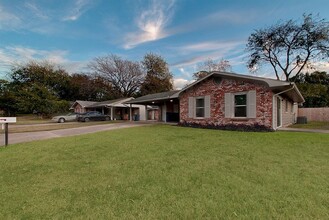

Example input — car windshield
[67,113,76,116]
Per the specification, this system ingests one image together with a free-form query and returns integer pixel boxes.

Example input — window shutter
[247,90,256,118]
[205,95,210,118]
[188,97,194,118]
[224,93,232,118]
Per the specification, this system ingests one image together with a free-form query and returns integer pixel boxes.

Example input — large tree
[88,54,144,97]
[246,14,329,81]
[291,71,329,107]
[4,61,70,116]
[140,53,173,96]
[0,80,18,116]
[69,73,118,101]
[10,60,71,100]
[193,58,231,80]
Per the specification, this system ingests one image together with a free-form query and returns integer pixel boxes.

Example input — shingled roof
[180,71,304,103]
[87,97,133,108]
[125,90,180,104]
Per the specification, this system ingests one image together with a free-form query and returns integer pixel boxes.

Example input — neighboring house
[126,71,305,130]
[70,98,148,120]
[71,100,98,113]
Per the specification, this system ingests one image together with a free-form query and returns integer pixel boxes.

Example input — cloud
[24,2,48,20]
[176,40,245,53]
[0,2,58,34]
[313,61,329,73]
[173,78,195,90]
[171,40,245,68]
[168,9,257,37]
[0,4,21,30]
[204,10,257,25]
[63,0,94,21]
[123,0,175,49]
[0,46,86,75]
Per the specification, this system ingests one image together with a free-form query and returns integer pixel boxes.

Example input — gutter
[274,83,296,97]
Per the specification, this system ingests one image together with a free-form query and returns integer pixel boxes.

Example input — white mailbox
[0,117,17,123]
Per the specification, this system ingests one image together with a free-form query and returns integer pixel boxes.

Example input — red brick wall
[281,97,296,126]
[179,77,274,128]
[74,104,86,113]
[148,109,159,120]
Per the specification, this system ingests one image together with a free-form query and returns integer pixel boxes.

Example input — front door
[277,97,282,127]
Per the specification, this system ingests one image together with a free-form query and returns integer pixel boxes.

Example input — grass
[289,121,329,130]
[15,114,53,125]
[0,125,328,219]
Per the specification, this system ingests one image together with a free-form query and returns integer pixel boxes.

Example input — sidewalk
[0,122,149,146]
[278,127,329,134]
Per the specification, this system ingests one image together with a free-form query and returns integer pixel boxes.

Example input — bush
[178,121,274,132]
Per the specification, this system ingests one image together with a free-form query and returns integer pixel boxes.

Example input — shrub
[178,121,274,132]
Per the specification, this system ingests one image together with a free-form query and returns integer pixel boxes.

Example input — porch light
[170,99,173,102]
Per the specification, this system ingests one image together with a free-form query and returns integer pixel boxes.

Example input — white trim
[195,96,205,118]
[276,96,283,128]
[272,96,276,129]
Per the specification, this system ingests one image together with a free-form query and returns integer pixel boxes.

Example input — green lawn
[0,125,328,219]
[289,121,329,130]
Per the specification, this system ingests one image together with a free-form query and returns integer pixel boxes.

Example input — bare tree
[88,54,145,97]
[246,14,329,81]
[194,58,231,80]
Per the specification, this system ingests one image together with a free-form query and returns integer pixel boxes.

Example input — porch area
[125,90,181,123]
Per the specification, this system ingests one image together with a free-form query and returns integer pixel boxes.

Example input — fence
[298,107,329,122]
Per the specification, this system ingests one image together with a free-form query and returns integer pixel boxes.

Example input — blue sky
[1,0,329,88]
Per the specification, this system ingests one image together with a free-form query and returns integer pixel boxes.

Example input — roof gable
[179,71,304,103]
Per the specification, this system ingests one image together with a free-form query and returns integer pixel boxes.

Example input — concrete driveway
[0,122,149,146]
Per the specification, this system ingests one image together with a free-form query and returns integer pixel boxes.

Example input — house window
[195,98,205,117]
[234,94,247,117]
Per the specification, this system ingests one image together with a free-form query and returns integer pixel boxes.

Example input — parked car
[52,113,80,123]
[77,111,110,122]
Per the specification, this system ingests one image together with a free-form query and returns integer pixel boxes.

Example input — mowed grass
[0,125,328,219]
[289,121,329,130]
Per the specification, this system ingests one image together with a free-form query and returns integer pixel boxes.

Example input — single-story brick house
[70,98,149,120]
[126,71,305,130]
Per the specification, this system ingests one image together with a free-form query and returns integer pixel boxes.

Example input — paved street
[0,122,148,146]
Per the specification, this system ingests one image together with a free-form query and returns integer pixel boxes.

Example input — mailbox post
[0,117,17,146]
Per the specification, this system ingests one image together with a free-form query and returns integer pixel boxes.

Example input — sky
[1,0,329,89]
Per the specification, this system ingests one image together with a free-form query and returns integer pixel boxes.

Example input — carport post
[145,105,148,121]
[4,123,8,146]
[111,107,114,120]
[129,104,132,121]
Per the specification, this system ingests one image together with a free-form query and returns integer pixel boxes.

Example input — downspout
[272,84,296,129]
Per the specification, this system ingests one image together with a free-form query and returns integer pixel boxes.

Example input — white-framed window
[188,95,210,119]
[195,97,205,118]
[234,94,247,117]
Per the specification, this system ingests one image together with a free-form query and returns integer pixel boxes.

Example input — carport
[125,90,180,123]
[85,98,142,120]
